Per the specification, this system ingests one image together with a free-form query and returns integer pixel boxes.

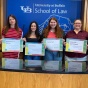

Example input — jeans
[25,55,40,60]
[44,49,62,61]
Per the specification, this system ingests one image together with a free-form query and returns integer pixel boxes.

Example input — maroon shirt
[65,30,88,58]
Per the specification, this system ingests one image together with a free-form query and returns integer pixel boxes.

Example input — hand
[23,45,26,48]
[63,39,66,46]
[22,38,26,42]
[41,40,43,43]
[44,45,46,49]
[41,39,46,48]
[0,39,2,44]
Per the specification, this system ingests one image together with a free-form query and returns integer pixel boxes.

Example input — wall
[0,0,6,53]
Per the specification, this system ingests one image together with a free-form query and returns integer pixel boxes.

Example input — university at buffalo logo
[20,6,32,13]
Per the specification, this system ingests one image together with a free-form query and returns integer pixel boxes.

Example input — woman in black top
[23,21,42,60]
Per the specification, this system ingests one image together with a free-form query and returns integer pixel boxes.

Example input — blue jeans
[44,49,62,61]
[25,55,40,60]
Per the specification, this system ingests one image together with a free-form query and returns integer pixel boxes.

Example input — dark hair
[25,21,40,38]
[4,14,19,34]
[43,17,63,38]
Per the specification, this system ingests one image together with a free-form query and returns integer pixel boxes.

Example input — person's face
[31,23,37,32]
[9,16,16,25]
[74,20,82,29]
[50,19,57,29]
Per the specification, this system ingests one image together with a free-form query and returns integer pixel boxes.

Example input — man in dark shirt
[64,19,88,61]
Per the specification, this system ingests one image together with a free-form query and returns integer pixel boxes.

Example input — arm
[18,28,23,38]
[0,28,5,44]
[0,39,2,44]
[22,37,26,42]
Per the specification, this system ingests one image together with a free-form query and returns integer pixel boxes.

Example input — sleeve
[18,28,23,38]
[2,28,5,37]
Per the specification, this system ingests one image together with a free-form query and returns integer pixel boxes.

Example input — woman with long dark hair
[23,21,41,60]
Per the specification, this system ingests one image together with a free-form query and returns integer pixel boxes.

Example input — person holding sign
[0,14,22,58]
[64,19,88,61]
[23,21,42,60]
[42,17,64,61]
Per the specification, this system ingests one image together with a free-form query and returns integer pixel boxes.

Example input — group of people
[0,14,88,62]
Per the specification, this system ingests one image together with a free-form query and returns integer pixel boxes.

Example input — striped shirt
[2,28,22,59]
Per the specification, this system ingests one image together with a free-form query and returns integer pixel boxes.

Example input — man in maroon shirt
[64,19,88,61]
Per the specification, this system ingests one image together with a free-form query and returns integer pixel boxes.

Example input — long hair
[25,21,40,38]
[43,17,63,38]
[4,14,19,34]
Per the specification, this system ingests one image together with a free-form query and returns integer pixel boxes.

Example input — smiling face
[74,20,82,30]
[49,19,57,29]
[31,23,37,32]
[9,16,16,25]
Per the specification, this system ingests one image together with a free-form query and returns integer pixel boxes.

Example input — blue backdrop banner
[6,0,82,36]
